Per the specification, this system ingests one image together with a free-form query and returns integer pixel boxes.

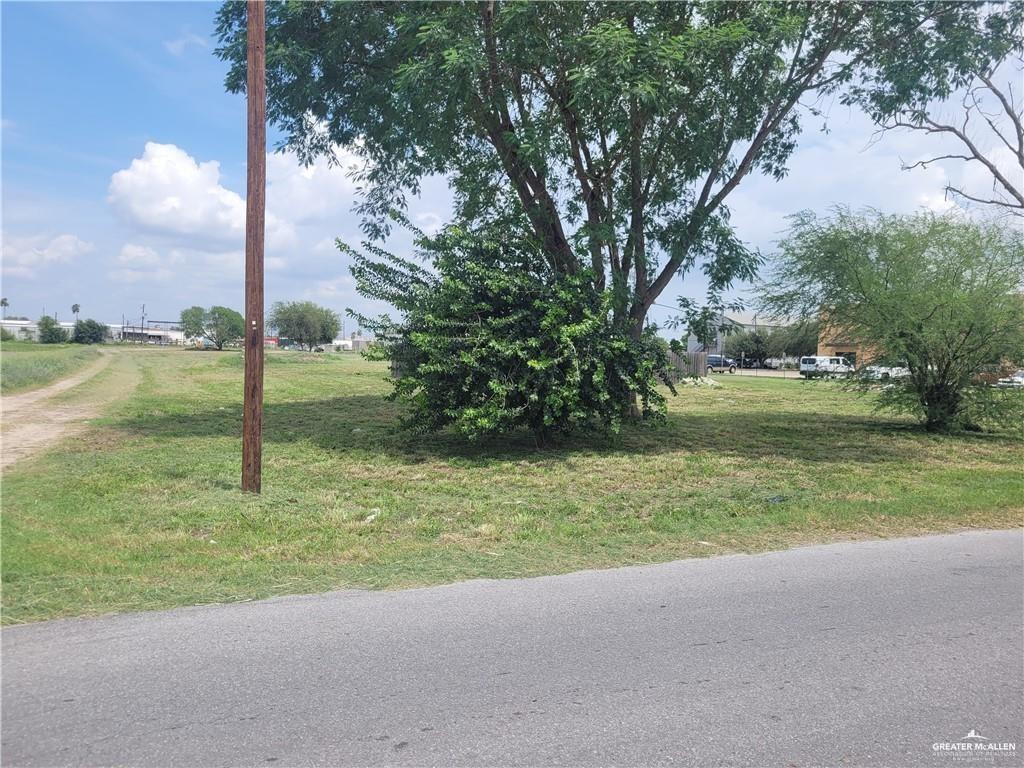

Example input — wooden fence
[665,350,707,383]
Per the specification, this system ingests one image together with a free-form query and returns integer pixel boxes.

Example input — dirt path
[1,351,136,471]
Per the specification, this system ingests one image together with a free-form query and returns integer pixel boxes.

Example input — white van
[800,355,855,378]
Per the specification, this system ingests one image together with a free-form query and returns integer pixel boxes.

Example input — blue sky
[1,2,1007,331]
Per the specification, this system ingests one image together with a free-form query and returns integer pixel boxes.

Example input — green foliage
[268,301,339,351]
[180,305,244,350]
[71,319,108,345]
[37,316,68,344]
[762,210,1024,431]
[1,328,15,342]
[347,228,673,442]
[216,1,1016,345]
[724,331,768,366]
[764,321,820,360]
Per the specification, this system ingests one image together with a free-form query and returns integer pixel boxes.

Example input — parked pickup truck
[862,364,910,381]
[996,369,1024,389]
[799,355,855,378]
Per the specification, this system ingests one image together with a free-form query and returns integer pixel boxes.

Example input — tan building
[816,324,878,367]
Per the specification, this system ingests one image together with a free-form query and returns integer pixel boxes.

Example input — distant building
[349,333,372,352]
[0,318,186,344]
[0,318,59,341]
[683,311,789,353]
[816,326,876,367]
[110,323,184,345]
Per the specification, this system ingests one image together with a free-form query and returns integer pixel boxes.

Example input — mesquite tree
[762,210,1024,432]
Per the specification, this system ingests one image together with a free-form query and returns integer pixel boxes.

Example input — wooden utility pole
[242,0,266,493]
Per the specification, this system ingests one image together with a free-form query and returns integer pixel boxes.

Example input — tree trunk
[923,385,961,432]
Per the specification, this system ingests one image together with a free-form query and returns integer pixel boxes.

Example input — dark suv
[706,354,737,374]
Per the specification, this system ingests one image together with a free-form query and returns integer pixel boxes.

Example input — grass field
[0,341,100,393]
[2,347,1021,624]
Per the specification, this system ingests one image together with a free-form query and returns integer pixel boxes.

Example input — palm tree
[1,298,8,318]
[72,303,81,322]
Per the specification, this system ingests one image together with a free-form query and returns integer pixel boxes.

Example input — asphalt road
[3,530,1022,767]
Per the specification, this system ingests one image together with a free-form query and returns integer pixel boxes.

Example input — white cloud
[414,212,443,235]
[108,243,175,283]
[725,109,965,254]
[107,142,372,268]
[1,233,94,279]
[164,31,208,57]
[108,142,250,246]
[266,148,361,226]
[309,275,357,301]
[117,243,161,267]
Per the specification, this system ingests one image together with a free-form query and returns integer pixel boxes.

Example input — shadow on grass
[108,393,1021,467]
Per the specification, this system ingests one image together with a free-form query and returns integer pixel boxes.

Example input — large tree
[180,305,245,350]
[217,1,1017,343]
[268,301,340,351]
[762,210,1024,432]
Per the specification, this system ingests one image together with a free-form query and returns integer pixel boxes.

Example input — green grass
[2,347,1021,624]
[0,341,100,393]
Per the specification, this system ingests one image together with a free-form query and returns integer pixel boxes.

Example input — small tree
[72,319,108,344]
[765,321,819,361]
[268,301,339,351]
[179,305,244,350]
[763,210,1024,431]
[37,316,69,344]
[723,331,768,366]
[71,303,81,322]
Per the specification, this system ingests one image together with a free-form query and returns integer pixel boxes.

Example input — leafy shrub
[347,228,673,442]
[72,319,108,344]
[37,316,69,344]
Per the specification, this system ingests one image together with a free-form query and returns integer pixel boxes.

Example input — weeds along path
[1,349,140,471]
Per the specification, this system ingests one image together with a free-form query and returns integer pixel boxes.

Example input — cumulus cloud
[414,212,444,235]
[164,31,208,57]
[266,148,361,226]
[108,243,176,283]
[107,142,371,266]
[108,142,249,245]
[1,233,94,278]
[117,243,161,267]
